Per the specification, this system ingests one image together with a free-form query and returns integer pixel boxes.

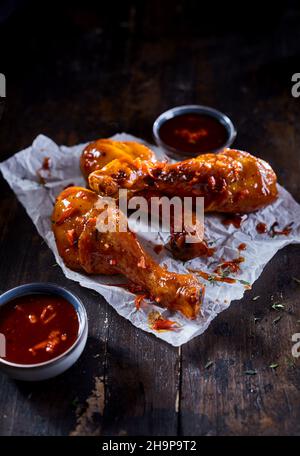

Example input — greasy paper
[1,133,300,346]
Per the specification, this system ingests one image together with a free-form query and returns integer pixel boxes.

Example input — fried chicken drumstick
[52,187,204,319]
[88,148,278,213]
[80,139,217,261]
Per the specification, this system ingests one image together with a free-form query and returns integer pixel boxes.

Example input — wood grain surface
[0,0,299,436]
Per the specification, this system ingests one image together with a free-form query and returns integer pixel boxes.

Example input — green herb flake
[207,275,220,286]
[244,369,257,376]
[285,357,296,368]
[204,361,214,369]
[271,302,285,311]
[269,363,279,370]
[252,296,260,301]
[220,267,231,278]
[273,316,282,324]
[207,240,216,246]
[239,279,251,286]
[71,397,79,408]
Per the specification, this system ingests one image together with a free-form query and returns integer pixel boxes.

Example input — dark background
[0,0,300,436]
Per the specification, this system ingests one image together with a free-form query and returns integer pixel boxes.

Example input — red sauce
[153,244,164,255]
[152,319,178,331]
[37,157,51,184]
[148,311,179,331]
[168,232,215,261]
[270,221,293,237]
[238,243,247,251]
[222,214,247,229]
[0,294,79,365]
[256,222,267,234]
[188,269,236,284]
[159,113,228,154]
[135,294,147,310]
[42,157,51,170]
[214,257,244,275]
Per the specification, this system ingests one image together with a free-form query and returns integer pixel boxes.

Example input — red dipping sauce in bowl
[159,113,228,155]
[153,105,236,160]
[0,283,88,381]
[0,293,79,365]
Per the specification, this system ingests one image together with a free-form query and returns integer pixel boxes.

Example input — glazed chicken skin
[52,187,204,319]
[80,139,155,180]
[88,148,278,213]
[81,139,216,261]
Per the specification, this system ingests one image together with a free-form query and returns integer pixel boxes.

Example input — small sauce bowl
[153,104,236,160]
[0,283,88,381]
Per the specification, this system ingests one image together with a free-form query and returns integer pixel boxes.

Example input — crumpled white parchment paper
[1,133,300,346]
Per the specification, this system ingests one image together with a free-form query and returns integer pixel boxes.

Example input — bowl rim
[152,104,237,156]
[0,282,88,369]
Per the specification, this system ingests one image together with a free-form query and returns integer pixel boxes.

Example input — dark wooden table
[0,0,300,436]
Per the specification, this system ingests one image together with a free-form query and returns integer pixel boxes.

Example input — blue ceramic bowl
[0,283,88,381]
